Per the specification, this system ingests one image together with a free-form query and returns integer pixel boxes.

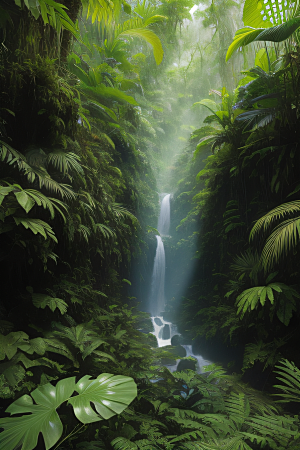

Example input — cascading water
[149,193,212,373]
[157,193,170,236]
[149,236,165,317]
[149,194,177,346]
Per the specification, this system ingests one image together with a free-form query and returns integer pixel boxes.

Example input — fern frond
[13,217,58,242]
[250,201,300,239]
[46,150,84,175]
[111,436,138,449]
[231,250,259,276]
[32,293,68,314]
[274,359,300,402]
[261,217,300,270]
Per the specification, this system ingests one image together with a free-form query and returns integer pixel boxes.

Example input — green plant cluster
[168,0,300,376]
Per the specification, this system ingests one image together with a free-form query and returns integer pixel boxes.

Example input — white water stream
[149,193,211,373]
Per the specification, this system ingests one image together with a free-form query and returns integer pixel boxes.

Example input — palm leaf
[46,151,83,175]
[13,217,58,242]
[250,201,300,238]
[254,17,300,43]
[231,249,259,275]
[226,27,265,62]
[261,217,300,270]
[118,28,163,65]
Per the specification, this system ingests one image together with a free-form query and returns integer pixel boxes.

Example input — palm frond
[261,217,300,270]
[250,201,300,239]
[231,249,259,275]
[13,217,58,242]
[46,150,84,175]
[110,203,137,223]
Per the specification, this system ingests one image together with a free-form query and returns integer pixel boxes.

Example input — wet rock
[154,317,163,326]
[177,358,196,372]
[171,335,182,346]
[161,357,177,365]
[162,324,170,340]
[162,311,174,322]
[173,345,186,358]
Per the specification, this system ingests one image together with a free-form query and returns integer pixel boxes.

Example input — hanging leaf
[14,190,35,213]
[118,28,163,65]
[13,217,58,242]
[226,27,265,62]
[32,293,68,314]
[254,17,300,43]
[276,297,297,326]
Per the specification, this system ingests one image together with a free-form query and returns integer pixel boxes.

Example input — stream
[149,193,212,373]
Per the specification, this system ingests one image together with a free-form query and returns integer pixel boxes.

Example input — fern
[273,359,300,403]
[235,282,299,320]
[32,293,68,314]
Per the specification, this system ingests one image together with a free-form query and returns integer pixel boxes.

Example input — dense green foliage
[169,0,300,379]
[3,0,300,449]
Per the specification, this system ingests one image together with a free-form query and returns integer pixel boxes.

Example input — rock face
[162,311,174,322]
[161,324,170,340]
[171,335,182,346]
[173,345,186,358]
[161,357,177,365]
[154,317,163,326]
[177,358,196,372]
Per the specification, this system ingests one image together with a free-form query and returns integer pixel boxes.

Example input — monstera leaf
[0,374,137,450]
[68,373,137,422]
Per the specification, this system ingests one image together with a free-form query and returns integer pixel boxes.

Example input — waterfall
[149,193,175,345]
[157,193,171,236]
[148,193,212,373]
[149,235,166,316]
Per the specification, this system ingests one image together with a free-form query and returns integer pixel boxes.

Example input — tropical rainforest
[1,0,300,449]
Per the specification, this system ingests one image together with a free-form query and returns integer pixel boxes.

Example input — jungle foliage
[2,0,300,449]
[168,0,300,386]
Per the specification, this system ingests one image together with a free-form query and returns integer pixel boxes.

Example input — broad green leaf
[226,27,264,61]
[260,287,267,306]
[193,98,218,113]
[32,293,68,314]
[0,377,76,450]
[0,332,29,360]
[14,190,35,213]
[276,297,296,326]
[266,286,274,304]
[68,374,137,423]
[254,17,300,43]
[194,135,217,157]
[243,0,272,28]
[118,28,163,65]
[255,48,270,72]
[82,338,106,360]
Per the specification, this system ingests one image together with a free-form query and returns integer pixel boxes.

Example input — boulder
[162,311,174,322]
[173,345,186,358]
[171,335,182,346]
[161,357,177,365]
[154,317,163,326]
[177,358,196,372]
[161,324,170,340]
